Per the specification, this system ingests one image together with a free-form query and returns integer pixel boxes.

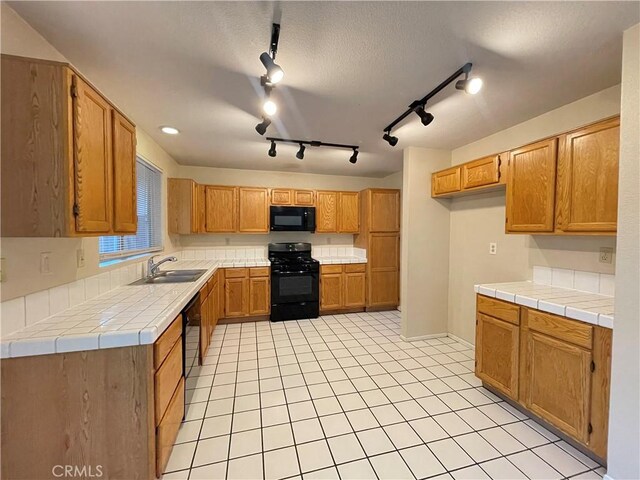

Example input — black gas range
[269,243,320,321]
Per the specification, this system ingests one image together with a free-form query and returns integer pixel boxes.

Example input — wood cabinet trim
[477,295,520,325]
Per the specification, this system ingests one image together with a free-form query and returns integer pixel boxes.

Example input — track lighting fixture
[414,105,434,126]
[296,143,306,160]
[455,75,483,95]
[263,99,277,116]
[349,149,359,164]
[383,132,398,147]
[382,62,483,146]
[266,137,360,164]
[255,117,271,135]
[259,52,284,84]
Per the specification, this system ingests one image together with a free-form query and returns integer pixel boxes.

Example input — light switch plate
[0,257,5,282]
[77,248,85,268]
[40,252,52,275]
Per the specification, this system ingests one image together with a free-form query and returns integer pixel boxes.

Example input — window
[99,158,163,260]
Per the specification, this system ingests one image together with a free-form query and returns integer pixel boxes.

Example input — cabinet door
[217,272,225,320]
[338,192,360,233]
[271,188,292,205]
[72,75,113,233]
[557,118,619,233]
[225,278,248,317]
[369,190,400,232]
[249,277,270,315]
[111,111,137,233]
[294,190,315,206]
[432,167,461,196]
[475,313,519,399]
[210,280,219,332]
[367,233,399,309]
[523,331,592,443]
[506,138,558,232]
[238,187,269,233]
[205,186,237,232]
[462,155,500,190]
[316,191,338,233]
[320,273,343,310]
[344,272,366,308]
[196,184,206,233]
[199,292,210,362]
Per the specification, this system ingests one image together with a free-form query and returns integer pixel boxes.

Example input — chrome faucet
[147,255,177,277]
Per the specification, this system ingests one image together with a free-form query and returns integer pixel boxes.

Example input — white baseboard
[447,333,475,349]
[603,475,613,480]
[400,333,448,342]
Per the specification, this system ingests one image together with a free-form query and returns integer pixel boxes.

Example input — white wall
[0,4,181,301]
[607,23,640,480]
[400,147,451,339]
[447,86,620,343]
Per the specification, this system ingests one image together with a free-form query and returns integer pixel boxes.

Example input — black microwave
[270,206,316,232]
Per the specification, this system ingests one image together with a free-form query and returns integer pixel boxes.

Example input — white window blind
[99,158,163,260]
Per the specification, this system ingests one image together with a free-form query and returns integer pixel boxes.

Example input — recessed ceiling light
[160,126,179,135]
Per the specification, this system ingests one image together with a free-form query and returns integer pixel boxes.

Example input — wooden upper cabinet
[432,167,461,196]
[205,186,237,232]
[338,192,359,233]
[462,155,500,190]
[72,75,113,234]
[557,117,620,233]
[368,189,400,232]
[111,111,137,233]
[316,191,339,233]
[294,190,315,206]
[238,187,269,233]
[270,188,293,205]
[270,188,315,206]
[475,312,520,399]
[168,178,200,234]
[1,55,136,237]
[506,138,558,233]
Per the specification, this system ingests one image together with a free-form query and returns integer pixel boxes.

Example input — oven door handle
[273,270,314,275]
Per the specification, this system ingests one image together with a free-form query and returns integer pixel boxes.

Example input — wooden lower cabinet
[475,294,612,459]
[475,313,519,399]
[224,267,270,319]
[320,264,365,313]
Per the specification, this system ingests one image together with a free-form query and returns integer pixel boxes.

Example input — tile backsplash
[533,266,615,296]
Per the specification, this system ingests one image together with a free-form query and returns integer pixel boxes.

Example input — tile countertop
[316,256,367,264]
[1,260,230,359]
[475,281,614,329]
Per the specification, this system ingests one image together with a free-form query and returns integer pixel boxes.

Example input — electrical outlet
[489,242,497,255]
[77,248,85,268]
[599,247,614,264]
[40,252,52,275]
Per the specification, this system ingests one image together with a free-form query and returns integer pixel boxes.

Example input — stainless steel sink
[129,269,208,285]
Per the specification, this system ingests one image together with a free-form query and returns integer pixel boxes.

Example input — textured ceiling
[9,1,639,177]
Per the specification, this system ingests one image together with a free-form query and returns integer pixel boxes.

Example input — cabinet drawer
[225,268,248,278]
[477,295,520,325]
[345,263,366,273]
[155,338,183,425]
[527,309,593,349]
[321,265,344,274]
[154,316,182,369]
[250,267,270,277]
[156,377,185,477]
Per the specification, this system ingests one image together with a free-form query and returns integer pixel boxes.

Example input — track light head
[255,117,271,135]
[263,99,277,116]
[349,149,359,164]
[383,132,398,147]
[455,77,483,95]
[268,140,277,157]
[414,105,435,126]
[296,143,305,160]
[260,52,284,84]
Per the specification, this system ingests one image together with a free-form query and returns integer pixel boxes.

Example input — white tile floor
[163,310,606,480]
